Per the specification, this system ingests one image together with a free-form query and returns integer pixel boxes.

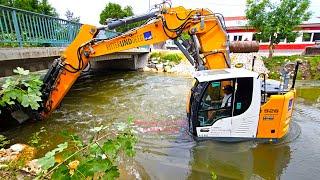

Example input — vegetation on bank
[0,119,137,179]
[150,51,184,65]
[263,55,320,80]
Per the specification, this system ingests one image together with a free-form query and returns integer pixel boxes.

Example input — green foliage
[0,0,58,16]
[36,118,137,179]
[180,32,191,40]
[28,127,49,149]
[162,54,182,64]
[246,0,311,57]
[0,67,43,112]
[0,134,10,148]
[99,2,143,32]
[150,52,183,64]
[263,55,320,80]
[211,171,218,180]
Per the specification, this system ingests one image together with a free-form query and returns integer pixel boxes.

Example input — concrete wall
[0,56,57,77]
[90,49,149,71]
[0,47,149,77]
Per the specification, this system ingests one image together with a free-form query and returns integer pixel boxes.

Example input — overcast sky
[48,0,320,25]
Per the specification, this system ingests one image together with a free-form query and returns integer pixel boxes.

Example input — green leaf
[89,143,102,155]
[0,67,43,110]
[77,159,112,177]
[13,67,29,75]
[21,94,30,108]
[102,140,121,158]
[51,165,70,180]
[37,154,55,170]
[38,142,68,170]
[103,166,120,179]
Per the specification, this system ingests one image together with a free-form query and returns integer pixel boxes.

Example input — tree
[245,0,311,58]
[99,2,143,32]
[65,9,80,23]
[0,0,57,17]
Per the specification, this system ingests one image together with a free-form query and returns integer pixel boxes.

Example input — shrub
[162,53,182,64]
[149,52,183,64]
[36,118,137,179]
[0,67,43,113]
[263,55,320,80]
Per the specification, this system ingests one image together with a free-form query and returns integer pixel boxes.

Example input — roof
[192,68,258,82]
[224,16,320,29]
[224,16,247,21]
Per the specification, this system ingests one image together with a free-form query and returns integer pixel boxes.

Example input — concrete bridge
[0,47,149,77]
[0,5,149,77]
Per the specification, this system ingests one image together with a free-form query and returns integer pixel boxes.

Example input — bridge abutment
[0,48,149,77]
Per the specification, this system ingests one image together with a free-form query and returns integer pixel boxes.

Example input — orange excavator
[9,3,301,141]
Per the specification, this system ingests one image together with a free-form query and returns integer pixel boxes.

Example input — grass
[263,55,320,80]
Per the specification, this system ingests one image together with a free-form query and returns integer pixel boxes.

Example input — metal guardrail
[0,5,84,47]
[0,5,83,47]
[0,5,119,47]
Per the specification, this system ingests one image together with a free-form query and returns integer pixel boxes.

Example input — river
[3,71,320,180]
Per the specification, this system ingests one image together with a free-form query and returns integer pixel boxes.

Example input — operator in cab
[221,85,233,108]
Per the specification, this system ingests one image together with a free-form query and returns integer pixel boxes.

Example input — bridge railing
[0,5,119,47]
[0,5,83,47]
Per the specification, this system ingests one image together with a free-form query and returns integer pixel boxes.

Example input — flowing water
[3,72,320,180]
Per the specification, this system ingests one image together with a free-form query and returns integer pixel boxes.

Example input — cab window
[197,79,234,127]
[196,77,254,127]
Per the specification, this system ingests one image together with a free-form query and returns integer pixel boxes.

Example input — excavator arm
[39,6,256,119]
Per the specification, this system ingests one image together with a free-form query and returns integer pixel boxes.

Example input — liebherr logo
[119,38,133,47]
[106,34,144,51]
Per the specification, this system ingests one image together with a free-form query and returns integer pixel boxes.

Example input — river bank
[144,51,320,81]
[144,51,269,76]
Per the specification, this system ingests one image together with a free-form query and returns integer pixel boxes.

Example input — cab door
[190,79,235,138]
[230,77,260,138]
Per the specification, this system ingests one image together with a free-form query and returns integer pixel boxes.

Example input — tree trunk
[268,41,274,58]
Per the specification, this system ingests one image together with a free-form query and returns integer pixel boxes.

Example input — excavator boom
[40,6,236,118]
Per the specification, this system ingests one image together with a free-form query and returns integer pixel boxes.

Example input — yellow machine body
[39,5,296,141]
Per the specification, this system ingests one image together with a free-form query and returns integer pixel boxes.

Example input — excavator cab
[187,63,300,141]
[188,68,261,140]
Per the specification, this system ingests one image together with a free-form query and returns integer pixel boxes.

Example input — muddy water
[4,72,320,179]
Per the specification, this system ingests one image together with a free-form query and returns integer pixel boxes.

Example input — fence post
[11,10,23,47]
[67,22,73,43]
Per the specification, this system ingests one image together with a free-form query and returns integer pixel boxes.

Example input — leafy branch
[36,118,137,179]
[0,67,43,113]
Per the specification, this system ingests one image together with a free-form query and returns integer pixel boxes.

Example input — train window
[233,35,243,41]
[312,33,320,42]
[233,36,237,41]
[303,33,312,42]
[252,33,257,41]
